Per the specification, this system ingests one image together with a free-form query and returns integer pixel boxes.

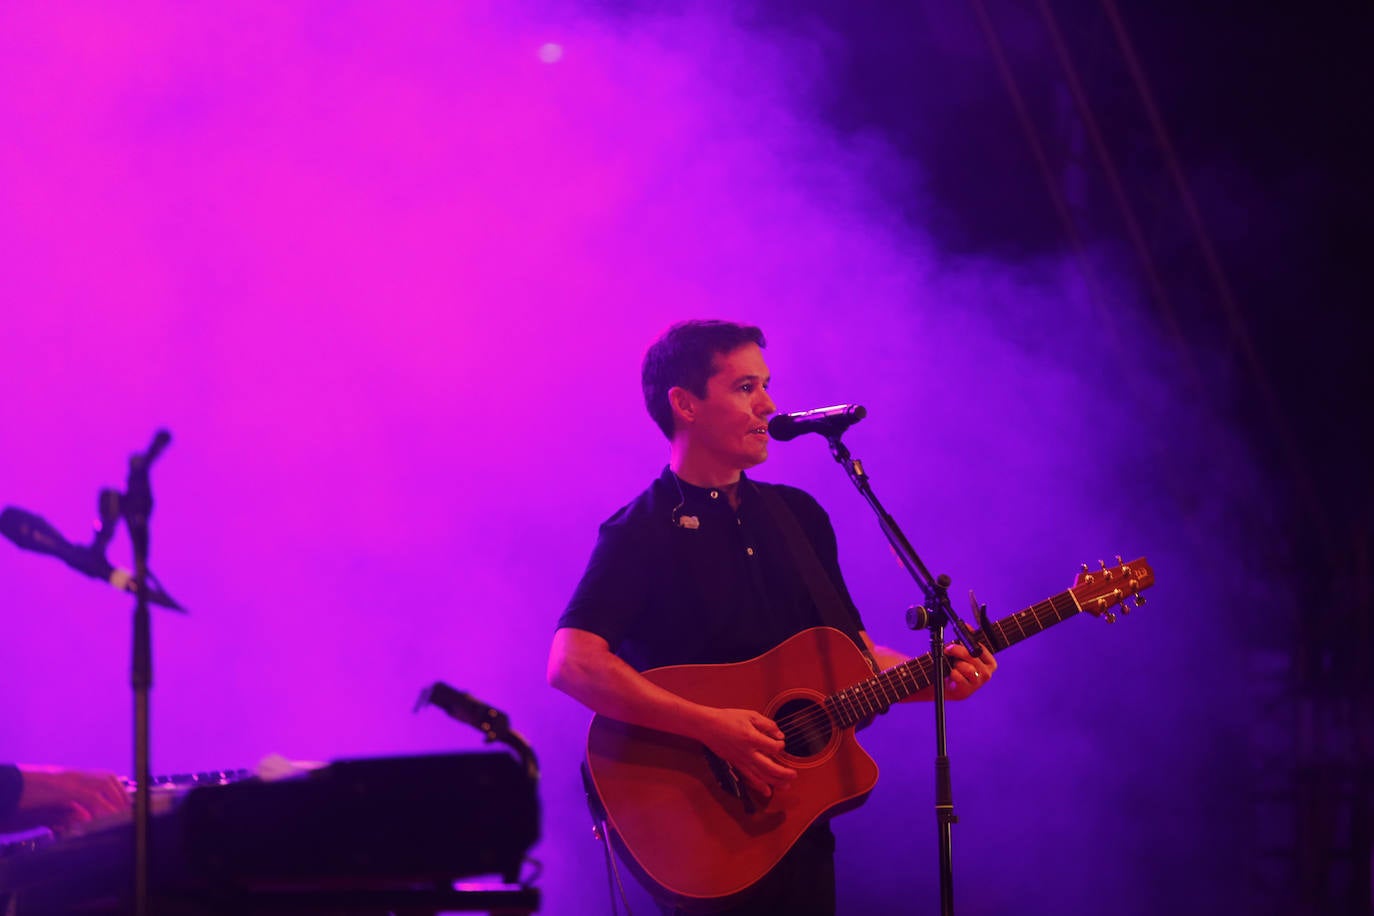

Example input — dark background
[690,1,1374,910]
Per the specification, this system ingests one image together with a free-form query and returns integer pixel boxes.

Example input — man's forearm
[549,629,715,740]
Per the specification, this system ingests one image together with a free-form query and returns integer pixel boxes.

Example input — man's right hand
[694,707,797,798]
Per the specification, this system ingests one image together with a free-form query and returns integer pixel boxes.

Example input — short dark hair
[641,320,767,439]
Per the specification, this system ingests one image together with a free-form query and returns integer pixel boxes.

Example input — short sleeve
[557,517,651,652]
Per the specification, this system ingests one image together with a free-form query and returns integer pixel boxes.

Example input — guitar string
[754,593,1112,744]
[769,659,982,746]
[767,617,1024,739]
[761,600,1078,741]
[770,673,962,746]
[771,652,944,733]
[776,641,972,730]
[769,656,941,739]
[770,638,965,733]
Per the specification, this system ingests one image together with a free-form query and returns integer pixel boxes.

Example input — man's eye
[741,384,754,393]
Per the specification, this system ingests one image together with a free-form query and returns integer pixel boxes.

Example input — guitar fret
[876,672,898,706]
[863,680,885,715]
[836,690,854,726]
[1010,612,1028,642]
[905,657,931,695]
[829,694,847,727]
[1050,592,1077,620]
[846,685,868,722]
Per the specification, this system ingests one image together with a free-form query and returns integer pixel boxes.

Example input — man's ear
[668,386,696,428]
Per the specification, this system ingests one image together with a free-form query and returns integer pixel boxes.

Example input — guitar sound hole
[776,698,832,758]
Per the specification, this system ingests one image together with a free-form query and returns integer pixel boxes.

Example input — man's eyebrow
[731,374,771,385]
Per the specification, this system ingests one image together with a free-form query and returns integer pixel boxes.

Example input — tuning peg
[1104,609,1117,623]
[1134,594,1146,607]
[1081,562,1090,572]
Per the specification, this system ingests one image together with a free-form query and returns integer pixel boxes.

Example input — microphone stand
[822,432,983,916]
[122,430,171,916]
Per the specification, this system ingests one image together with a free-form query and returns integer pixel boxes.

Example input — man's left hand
[943,641,997,700]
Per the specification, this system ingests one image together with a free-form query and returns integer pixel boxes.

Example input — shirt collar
[661,466,754,513]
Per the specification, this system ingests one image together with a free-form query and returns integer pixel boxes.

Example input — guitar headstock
[1071,556,1154,623]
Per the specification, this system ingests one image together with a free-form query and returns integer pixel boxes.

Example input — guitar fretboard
[824,590,1081,729]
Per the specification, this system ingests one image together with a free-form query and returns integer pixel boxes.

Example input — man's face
[684,342,777,472]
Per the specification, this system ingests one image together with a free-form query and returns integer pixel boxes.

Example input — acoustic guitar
[585,557,1155,911]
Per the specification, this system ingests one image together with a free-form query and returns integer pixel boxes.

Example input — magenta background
[1,3,1311,913]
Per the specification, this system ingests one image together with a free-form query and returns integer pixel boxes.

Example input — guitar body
[585,627,880,911]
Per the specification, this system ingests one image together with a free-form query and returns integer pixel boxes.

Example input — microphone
[767,404,868,441]
[1,506,185,611]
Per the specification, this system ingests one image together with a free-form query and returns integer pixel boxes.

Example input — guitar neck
[825,589,1082,729]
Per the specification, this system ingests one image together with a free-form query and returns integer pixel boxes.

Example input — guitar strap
[751,482,879,672]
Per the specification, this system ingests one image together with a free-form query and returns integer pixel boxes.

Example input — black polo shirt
[559,467,865,671]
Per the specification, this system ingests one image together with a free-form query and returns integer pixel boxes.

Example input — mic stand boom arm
[823,432,983,916]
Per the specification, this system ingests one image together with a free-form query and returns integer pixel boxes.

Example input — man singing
[548,320,996,914]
